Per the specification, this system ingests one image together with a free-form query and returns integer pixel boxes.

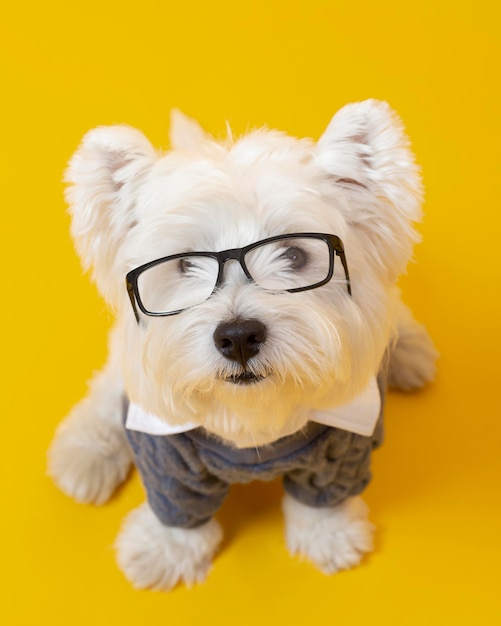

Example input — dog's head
[66,100,422,446]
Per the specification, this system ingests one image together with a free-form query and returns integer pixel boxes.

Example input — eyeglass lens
[137,255,219,314]
[245,237,330,291]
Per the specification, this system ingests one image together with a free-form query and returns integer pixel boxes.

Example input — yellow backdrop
[1,1,500,624]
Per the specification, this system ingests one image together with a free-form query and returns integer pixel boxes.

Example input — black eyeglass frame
[126,232,351,323]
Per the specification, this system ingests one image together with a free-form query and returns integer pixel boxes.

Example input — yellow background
[1,1,500,624]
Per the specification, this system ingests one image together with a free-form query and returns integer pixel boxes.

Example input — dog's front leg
[282,494,374,573]
[48,325,133,504]
[118,426,230,590]
[115,503,223,590]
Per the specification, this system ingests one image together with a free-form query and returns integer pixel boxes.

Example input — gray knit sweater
[124,374,385,529]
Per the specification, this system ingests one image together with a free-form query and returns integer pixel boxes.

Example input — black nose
[213,318,267,367]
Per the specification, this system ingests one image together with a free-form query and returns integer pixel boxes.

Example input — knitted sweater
[124,375,385,529]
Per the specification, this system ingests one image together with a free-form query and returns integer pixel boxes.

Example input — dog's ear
[316,100,423,281]
[169,109,208,151]
[65,125,157,308]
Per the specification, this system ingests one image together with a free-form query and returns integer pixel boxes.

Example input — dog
[48,100,437,590]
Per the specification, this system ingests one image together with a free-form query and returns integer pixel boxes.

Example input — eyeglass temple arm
[126,279,141,324]
[335,248,352,297]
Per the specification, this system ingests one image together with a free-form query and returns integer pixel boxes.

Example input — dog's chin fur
[48,100,439,589]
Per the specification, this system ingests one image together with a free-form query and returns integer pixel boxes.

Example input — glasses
[126,232,351,322]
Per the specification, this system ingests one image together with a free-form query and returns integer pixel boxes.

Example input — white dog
[48,100,437,590]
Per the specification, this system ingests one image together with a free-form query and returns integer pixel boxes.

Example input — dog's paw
[48,403,133,505]
[115,504,223,591]
[282,494,374,574]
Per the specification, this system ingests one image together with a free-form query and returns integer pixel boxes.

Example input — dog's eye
[280,246,309,271]
[178,258,196,274]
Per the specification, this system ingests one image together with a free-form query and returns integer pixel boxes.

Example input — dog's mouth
[225,371,267,385]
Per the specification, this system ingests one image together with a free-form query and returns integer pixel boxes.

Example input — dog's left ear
[316,100,423,281]
[66,125,158,309]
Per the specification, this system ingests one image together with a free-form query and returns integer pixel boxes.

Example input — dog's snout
[213,318,267,367]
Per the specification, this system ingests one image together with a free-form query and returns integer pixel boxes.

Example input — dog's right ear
[65,125,157,308]
[316,100,423,282]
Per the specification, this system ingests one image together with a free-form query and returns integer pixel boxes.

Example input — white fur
[282,494,374,573]
[115,504,222,590]
[48,335,133,504]
[389,300,439,390]
[49,100,437,588]
[169,109,209,152]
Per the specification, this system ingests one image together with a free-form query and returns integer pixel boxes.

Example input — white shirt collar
[126,376,380,439]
